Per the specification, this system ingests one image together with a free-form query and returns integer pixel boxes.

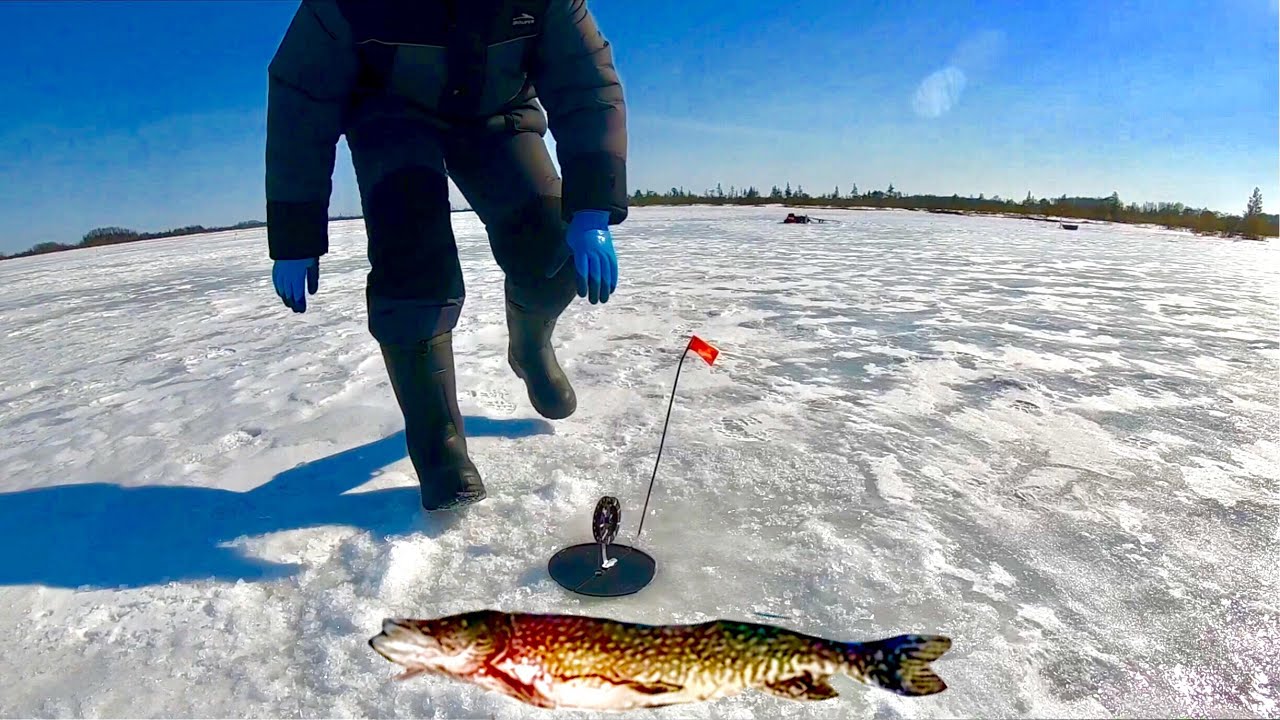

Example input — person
[263,0,627,511]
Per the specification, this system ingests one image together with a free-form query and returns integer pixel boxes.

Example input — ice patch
[1073,387,1192,413]
[863,453,914,503]
[1179,456,1259,507]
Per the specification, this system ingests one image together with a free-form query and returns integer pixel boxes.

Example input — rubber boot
[380,332,486,511]
[506,299,576,420]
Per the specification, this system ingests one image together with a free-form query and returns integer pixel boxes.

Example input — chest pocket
[480,0,548,108]
[339,0,550,115]
[339,0,450,108]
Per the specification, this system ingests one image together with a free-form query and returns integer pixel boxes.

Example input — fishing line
[635,344,691,541]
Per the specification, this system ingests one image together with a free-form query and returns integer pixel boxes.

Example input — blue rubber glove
[548,210,618,304]
[272,257,319,313]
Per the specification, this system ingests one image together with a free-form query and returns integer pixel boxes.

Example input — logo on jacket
[512,12,535,26]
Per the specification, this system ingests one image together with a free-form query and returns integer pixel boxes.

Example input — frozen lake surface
[0,206,1276,717]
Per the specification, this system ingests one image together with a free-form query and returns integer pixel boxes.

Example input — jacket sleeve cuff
[559,152,628,225]
[267,200,330,260]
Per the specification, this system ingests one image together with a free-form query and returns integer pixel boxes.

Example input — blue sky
[1,0,1276,254]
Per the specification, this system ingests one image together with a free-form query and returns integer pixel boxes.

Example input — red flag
[688,335,719,365]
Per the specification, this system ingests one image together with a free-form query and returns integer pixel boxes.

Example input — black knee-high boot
[506,299,577,420]
[380,332,486,510]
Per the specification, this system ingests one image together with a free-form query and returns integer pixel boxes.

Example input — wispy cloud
[912,68,967,119]
[911,29,1005,119]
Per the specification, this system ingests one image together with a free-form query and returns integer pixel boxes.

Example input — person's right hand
[272,258,319,313]
[547,210,618,304]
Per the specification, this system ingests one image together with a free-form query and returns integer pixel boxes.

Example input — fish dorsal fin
[759,673,840,701]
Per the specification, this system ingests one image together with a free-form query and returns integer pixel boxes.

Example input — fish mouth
[368,634,394,662]
[369,618,411,663]
[369,619,440,681]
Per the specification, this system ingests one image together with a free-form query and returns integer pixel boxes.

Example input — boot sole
[423,486,487,512]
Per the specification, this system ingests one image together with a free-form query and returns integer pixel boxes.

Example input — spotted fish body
[369,610,951,711]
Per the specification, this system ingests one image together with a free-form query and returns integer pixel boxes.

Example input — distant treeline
[0,215,366,262]
[0,207,491,262]
[630,184,1278,240]
[1,188,1272,262]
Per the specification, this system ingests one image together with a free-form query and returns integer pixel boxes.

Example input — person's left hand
[272,257,319,313]
[548,210,618,304]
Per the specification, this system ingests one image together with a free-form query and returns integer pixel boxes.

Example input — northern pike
[368,610,952,711]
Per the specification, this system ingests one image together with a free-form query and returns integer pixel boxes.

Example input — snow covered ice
[0,206,1276,718]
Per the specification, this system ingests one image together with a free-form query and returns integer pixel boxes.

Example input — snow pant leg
[348,116,462,345]
[443,126,578,317]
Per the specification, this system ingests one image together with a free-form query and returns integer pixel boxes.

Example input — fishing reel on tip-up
[592,495,621,567]
[547,335,720,599]
[547,495,656,597]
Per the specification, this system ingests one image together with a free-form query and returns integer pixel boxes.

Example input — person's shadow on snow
[0,417,553,590]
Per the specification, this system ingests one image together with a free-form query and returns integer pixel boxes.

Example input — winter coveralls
[264,0,628,510]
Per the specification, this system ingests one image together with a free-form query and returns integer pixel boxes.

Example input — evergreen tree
[1247,187,1263,216]
[1244,187,1266,238]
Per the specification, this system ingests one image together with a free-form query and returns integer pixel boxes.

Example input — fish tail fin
[845,634,952,696]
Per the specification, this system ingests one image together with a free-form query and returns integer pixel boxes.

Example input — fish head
[369,611,504,677]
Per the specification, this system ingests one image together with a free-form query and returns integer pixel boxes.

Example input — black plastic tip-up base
[548,543,656,597]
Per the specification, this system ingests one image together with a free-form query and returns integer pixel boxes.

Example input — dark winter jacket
[264,0,627,260]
